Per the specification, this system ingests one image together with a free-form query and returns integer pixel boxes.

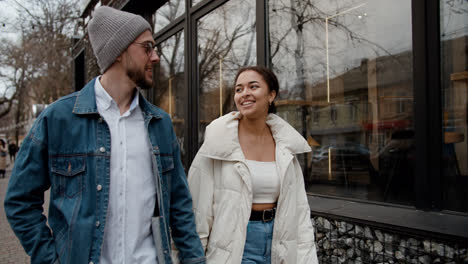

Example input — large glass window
[441,0,468,212]
[153,0,185,33]
[269,0,415,205]
[192,0,204,7]
[153,31,187,166]
[197,0,256,145]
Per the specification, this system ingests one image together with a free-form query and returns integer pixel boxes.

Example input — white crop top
[246,160,280,203]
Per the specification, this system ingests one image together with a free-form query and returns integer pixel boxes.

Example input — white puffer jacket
[188,112,318,264]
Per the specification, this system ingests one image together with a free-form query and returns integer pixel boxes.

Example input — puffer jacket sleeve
[293,158,319,264]
[187,154,215,253]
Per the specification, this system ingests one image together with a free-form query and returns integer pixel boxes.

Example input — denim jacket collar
[72,77,163,121]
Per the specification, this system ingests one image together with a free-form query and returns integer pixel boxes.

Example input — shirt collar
[95,76,140,113]
[129,89,139,112]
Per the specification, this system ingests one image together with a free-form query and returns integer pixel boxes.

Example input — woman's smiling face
[234,70,276,119]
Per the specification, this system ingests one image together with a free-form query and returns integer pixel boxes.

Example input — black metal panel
[308,195,468,243]
[256,0,267,67]
[121,0,164,14]
[190,0,228,19]
[187,0,198,165]
[73,49,86,92]
[425,0,442,211]
[154,17,185,44]
[412,0,442,210]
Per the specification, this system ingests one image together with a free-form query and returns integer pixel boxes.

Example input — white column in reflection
[325,2,368,103]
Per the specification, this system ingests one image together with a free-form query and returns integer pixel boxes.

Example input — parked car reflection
[310,143,376,186]
[373,130,415,203]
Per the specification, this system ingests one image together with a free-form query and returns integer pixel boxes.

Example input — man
[4,6,205,264]
[8,141,17,162]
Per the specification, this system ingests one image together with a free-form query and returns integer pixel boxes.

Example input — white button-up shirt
[95,78,157,264]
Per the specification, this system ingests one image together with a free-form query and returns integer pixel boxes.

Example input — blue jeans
[242,220,274,264]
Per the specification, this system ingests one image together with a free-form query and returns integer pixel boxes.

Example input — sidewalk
[0,162,30,264]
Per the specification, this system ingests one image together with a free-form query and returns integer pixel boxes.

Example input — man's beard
[127,66,153,90]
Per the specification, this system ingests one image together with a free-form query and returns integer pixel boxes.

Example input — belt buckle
[262,208,274,222]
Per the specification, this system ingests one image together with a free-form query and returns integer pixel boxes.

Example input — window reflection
[192,0,203,7]
[197,0,256,146]
[269,0,414,205]
[153,31,187,166]
[441,0,468,212]
[152,0,185,34]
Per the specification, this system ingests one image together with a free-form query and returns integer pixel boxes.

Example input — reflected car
[311,143,375,183]
[372,130,415,202]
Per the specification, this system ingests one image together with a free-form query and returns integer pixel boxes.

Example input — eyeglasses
[133,42,159,56]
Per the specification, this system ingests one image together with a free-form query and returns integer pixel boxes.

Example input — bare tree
[0,32,33,119]
[270,0,405,100]
[0,0,79,143]
[16,0,79,102]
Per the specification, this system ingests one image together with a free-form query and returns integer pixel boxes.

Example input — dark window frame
[143,0,468,239]
[72,47,85,92]
[412,0,442,211]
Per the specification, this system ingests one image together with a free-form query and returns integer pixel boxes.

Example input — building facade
[73,0,468,262]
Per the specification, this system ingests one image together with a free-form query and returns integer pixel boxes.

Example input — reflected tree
[198,0,256,115]
[152,0,185,32]
[270,0,405,100]
[156,32,184,103]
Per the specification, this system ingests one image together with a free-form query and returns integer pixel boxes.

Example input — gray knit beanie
[88,6,152,73]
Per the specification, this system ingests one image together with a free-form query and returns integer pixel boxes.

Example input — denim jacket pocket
[160,155,174,173]
[51,156,86,198]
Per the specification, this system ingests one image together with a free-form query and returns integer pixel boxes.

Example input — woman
[0,139,7,178]
[188,66,318,263]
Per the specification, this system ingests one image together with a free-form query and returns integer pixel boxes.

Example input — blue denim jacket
[4,78,205,264]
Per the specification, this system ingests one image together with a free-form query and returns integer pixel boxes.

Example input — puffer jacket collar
[197,111,311,161]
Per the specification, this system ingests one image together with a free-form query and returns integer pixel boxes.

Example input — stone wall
[313,216,468,263]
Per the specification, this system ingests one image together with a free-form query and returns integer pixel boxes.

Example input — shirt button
[95,221,100,227]
[96,184,102,191]
[99,147,106,153]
